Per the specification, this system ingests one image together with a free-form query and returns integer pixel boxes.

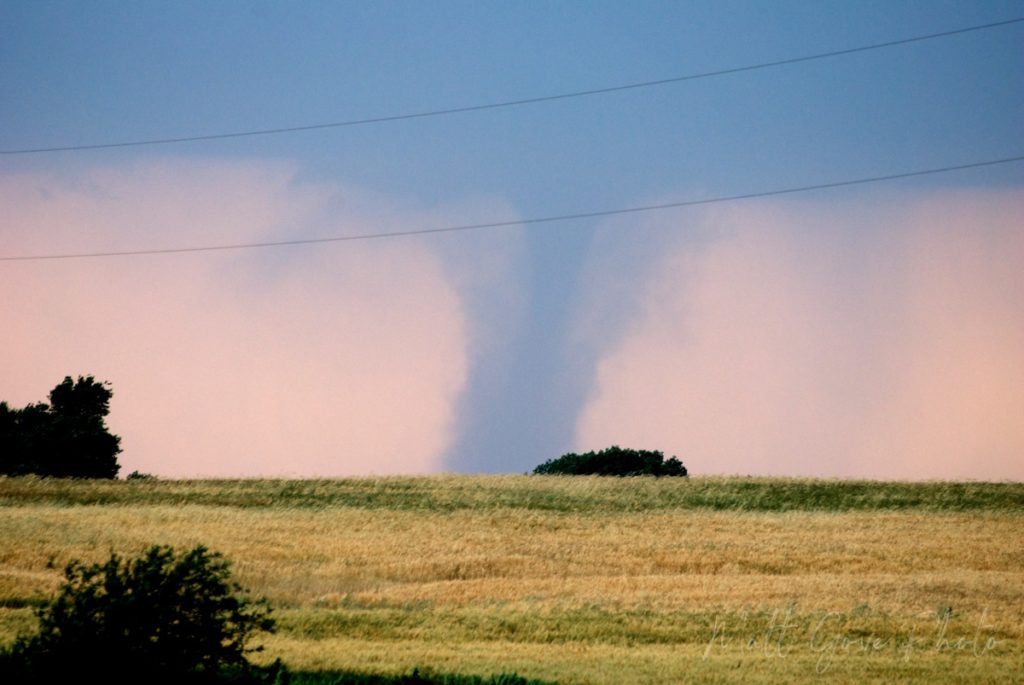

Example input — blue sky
[2,2,1022,478]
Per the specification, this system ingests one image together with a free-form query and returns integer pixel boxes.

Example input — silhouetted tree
[0,545,276,684]
[0,376,121,478]
[533,445,687,477]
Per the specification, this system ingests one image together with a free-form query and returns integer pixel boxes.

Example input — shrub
[126,470,157,480]
[0,544,276,684]
[533,445,687,477]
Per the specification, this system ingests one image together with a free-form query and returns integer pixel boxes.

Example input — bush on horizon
[532,446,687,477]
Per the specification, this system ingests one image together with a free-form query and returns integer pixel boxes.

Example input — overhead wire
[1,17,1021,154]
[2,155,1021,262]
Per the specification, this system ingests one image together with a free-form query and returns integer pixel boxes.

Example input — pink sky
[1,160,472,476]
[575,190,1024,479]
[2,161,1022,480]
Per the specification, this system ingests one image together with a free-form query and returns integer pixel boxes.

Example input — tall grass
[1,474,1021,512]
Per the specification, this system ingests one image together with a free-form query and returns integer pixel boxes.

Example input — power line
[2,17,1021,155]
[3,155,1021,262]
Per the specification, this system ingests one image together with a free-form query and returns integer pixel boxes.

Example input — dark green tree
[0,375,121,478]
[0,545,276,683]
[0,401,49,475]
[533,445,687,477]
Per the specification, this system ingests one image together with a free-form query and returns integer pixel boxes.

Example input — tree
[0,375,121,478]
[533,445,688,477]
[0,545,276,683]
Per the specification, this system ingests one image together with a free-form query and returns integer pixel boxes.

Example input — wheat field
[0,475,1021,683]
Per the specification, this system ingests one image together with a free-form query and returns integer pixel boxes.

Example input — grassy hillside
[1,475,1022,683]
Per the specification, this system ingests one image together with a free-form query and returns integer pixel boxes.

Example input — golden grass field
[0,475,1021,683]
